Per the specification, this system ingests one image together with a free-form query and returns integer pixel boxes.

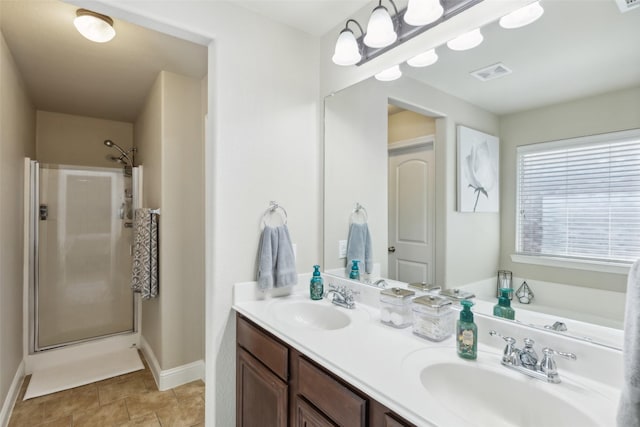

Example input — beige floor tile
[155,395,205,427]
[118,412,161,427]
[73,399,130,427]
[99,377,148,405]
[8,400,44,427]
[42,384,99,420]
[171,381,204,402]
[36,415,72,427]
[125,389,178,419]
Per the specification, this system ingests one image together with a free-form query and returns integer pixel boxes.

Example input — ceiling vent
[470,63,513,82]
[615,0,640,13]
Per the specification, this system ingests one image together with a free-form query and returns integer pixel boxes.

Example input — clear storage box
[412,295,455,341]
[380,287,415,328]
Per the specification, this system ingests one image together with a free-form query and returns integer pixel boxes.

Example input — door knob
[388,246,396,253]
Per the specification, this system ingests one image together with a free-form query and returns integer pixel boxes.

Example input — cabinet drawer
[237,315,288,381]
[297,356,366,427]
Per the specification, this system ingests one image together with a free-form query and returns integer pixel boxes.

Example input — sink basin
[401,347,615,427]
[420,362,597,427]
[272,301,351,330]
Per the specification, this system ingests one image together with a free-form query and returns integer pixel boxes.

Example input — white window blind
[516,129,640,264]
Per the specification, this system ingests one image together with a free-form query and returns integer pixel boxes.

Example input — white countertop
[233,277,621,427]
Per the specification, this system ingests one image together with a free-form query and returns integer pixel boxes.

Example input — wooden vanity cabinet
[236,314,415,427]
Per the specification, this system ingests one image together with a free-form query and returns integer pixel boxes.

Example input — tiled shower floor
[8,352,205,427]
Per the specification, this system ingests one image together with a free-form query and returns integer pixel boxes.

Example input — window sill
[510,254,631,275]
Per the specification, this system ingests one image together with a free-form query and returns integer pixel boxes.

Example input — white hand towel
[618,259,640,426]
[346,222,373,274]
[257,225,297,290]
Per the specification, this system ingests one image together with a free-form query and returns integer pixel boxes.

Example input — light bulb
[447,28,483,51]
[332,29,361,66]
[364,6,397,48]
[375,65,402,81]
[74,9,115,43]
[499,1,544,29]
[407,49,438,67]
[404,0,444,26]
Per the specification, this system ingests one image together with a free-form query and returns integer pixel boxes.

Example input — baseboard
[140,336,204,391]
[0,360,25,427]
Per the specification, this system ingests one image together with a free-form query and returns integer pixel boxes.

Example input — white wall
[499,86,640,293]
[0,29,36,418]
[83,3,320,424]
[134,70,205,372]
[134,73,163,367]
[36,111,133,168]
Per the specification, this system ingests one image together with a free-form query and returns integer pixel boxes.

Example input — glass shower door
[36,165,134,350]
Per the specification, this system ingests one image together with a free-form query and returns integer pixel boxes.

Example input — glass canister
[412,295,455,341]
[380,287,415,328]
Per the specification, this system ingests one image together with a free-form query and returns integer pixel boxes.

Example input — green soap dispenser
[349,259,360,281]
[493,288,515,320]
[457,299,478,360]
[310,265,323,300]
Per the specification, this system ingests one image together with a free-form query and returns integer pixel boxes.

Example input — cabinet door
[237,347,288,427]
[295,397,337,427]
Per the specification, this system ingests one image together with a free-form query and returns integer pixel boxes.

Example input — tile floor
[8,352,205,427]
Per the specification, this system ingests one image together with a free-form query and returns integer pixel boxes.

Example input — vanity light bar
[346,0,484,66]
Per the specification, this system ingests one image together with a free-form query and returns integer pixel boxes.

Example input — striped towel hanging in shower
[131,208,159,299]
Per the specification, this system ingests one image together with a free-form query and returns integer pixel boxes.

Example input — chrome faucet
[544,321,568,332]
[489,330,577,384]
[325,285,357,309]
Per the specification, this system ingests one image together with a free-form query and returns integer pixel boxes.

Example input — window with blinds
[516,129,640,264]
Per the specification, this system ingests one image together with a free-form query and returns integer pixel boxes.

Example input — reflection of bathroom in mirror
[324,0,640,347]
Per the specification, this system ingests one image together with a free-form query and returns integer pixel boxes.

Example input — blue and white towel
[131,208,159,299]
[618,259,640,426]
[346,222,373,274]
[257,224,297,290]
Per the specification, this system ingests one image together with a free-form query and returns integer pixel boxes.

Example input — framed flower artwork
[457,125,499,213]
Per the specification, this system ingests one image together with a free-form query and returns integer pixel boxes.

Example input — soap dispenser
[457,299,477,360]
[310,265,323,300]
[493,288,515,320]
[349,259,360,281]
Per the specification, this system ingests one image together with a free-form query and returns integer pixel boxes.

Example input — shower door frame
[28,161,140,353]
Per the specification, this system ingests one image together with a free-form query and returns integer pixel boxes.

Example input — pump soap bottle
[493,288,515,320]
[349,260,360,281]
[457,299,477,360]
[310,265,323,300]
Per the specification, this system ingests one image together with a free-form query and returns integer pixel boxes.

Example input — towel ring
[262,201,288,227]
[350,202,368,224]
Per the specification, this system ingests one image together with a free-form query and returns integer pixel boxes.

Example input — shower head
[103,139,135,167]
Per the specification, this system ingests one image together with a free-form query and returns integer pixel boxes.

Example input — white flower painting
[457,126,499,213]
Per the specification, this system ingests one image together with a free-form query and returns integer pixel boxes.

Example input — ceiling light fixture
[375,64,402,81]
[364,0,400,48]
[499,1,544,29]
[447,28,483,51]
[404,0,444,26]
[332,0,483,67]
[332,19,364,66]
[74,9,116,43]
[407,48,438,67]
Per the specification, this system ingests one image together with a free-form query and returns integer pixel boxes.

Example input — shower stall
[28,161,139,352]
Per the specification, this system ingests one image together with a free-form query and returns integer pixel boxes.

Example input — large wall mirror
[323,0,640,348]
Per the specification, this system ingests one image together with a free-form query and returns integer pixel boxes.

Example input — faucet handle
[489,331,519,365]
[540,347,576,379]
[542,347,577,361]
